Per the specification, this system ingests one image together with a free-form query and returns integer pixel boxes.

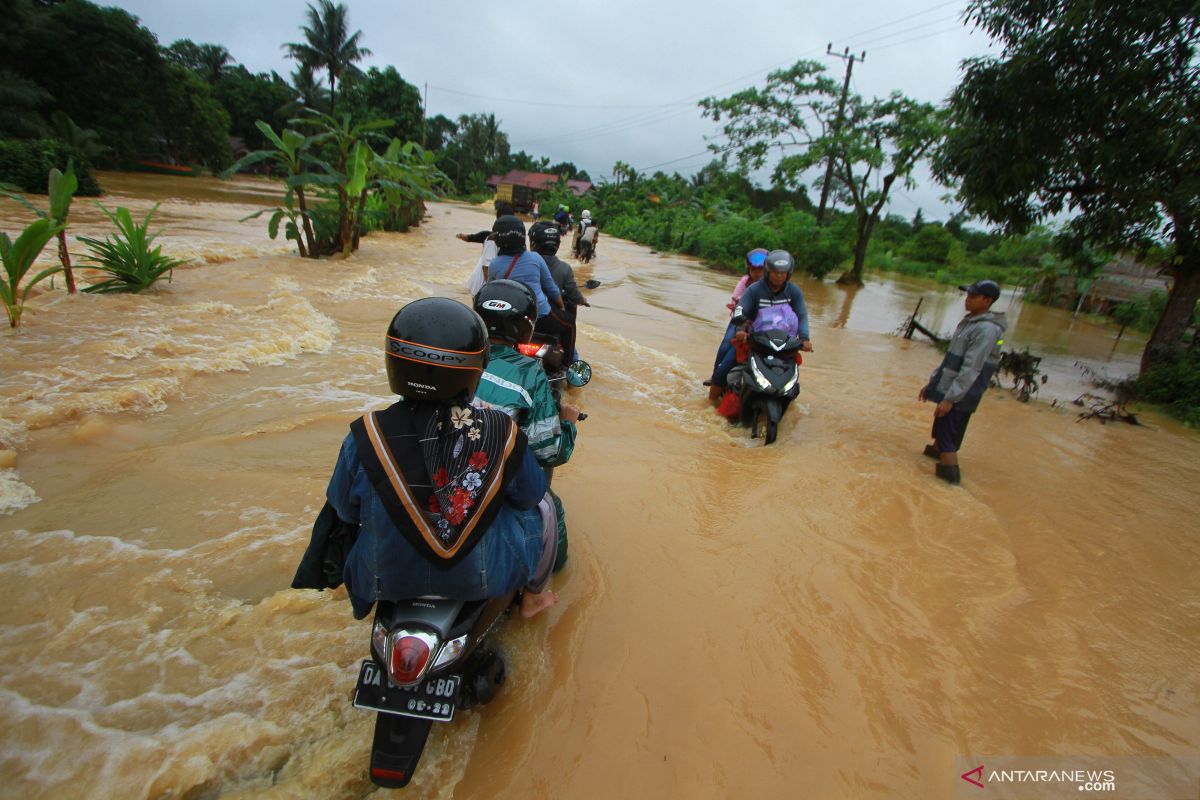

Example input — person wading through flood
[918,279,1008,485]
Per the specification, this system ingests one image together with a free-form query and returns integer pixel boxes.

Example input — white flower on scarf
[462,471,482,492]
[449,406,474,429]
[467,426,481,441]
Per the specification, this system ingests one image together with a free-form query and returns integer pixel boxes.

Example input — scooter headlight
[750,359,771,389]
[783,372,799,395]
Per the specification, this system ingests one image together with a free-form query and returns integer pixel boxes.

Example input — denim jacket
[326,431,547,619]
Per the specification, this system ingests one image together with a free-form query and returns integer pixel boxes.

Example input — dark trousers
[931,407,972,453]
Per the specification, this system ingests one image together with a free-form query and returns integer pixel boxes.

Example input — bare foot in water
[520,590,558,619]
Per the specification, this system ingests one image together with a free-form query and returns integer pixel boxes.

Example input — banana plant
[0,161,80,293]
[1,217,64,327]
[220,121,325,257]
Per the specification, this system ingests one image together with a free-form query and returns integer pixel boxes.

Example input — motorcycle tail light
[516,343,548,358]
[388,630,438,686]
[432,634,469,669]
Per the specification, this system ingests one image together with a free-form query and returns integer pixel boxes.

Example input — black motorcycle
[726,329,803,445]
[353,595,515,788]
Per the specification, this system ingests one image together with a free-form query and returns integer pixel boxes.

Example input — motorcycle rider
[324,297,559,620]
[487,215,565,321]
[529,220,589,362]
[472,280,581,469]
[710,250,812,400]
[706,248,768,401]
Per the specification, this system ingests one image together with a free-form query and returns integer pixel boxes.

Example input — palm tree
[278,64,330,117]
[196,44,233,84]
[284,0,371,111]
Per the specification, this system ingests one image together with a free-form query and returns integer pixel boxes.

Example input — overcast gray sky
[110,0,999,221]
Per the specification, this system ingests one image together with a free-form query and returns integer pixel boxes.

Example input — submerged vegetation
[77,204,184,294]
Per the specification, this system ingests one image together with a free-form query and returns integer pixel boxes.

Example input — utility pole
[816,44,865,226]
[422,81,428,148]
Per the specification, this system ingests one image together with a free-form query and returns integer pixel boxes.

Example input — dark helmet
[473,279,536,345]
[528,220,561,255]
[765,249,794,281]
[385,297,489,402]
[492,215,526,255]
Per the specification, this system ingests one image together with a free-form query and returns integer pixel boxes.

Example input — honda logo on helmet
[480,300,513,311]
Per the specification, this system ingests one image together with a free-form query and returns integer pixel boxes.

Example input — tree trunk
[838,213,872,286]
[351,188,368,251]
[295,186,318,257]
[339,193,353,259]
[56,230,76,294]
[1141,257,1200,373]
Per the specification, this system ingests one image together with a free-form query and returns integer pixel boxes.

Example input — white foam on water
[0,468,40,515]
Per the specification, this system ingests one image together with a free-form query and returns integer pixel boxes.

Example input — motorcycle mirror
[565,360,592,387]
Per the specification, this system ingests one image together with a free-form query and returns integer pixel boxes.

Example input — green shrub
[0,139,102,196]
[1133,352,1200,427]
[77,203,185,293]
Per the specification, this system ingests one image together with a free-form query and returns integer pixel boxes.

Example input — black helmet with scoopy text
[385,298,489,402]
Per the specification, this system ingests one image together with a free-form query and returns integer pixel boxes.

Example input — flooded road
[1,174,1197,799]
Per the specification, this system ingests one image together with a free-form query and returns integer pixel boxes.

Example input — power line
[844,14,963,50]
[869,24,971,53]
[839,0,962,43]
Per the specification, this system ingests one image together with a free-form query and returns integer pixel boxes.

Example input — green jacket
[474,344,576,467]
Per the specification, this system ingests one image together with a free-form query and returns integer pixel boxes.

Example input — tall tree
[702,61,943,285]
[937,0,1199,373]
[285,0,371,111]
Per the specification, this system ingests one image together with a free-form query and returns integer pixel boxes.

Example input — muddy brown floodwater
[1,173,1197,799]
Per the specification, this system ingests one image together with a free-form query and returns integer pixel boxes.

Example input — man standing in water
[919,279,1008,485]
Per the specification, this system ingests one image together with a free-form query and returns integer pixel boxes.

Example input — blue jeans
[710,321,738,386]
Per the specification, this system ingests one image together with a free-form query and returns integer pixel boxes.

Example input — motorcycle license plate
[352,660,459,722]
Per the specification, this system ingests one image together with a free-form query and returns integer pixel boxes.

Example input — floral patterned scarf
[351,401,523,566]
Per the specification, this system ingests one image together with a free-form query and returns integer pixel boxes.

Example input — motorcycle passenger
[487,215,565,320]
[529,220,589,362]
[324,297,559,620]
[706,248,768,401]
[472,280,581,469]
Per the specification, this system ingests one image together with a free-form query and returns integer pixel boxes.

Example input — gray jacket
[544,254,588,310]
[924,310,1008,413]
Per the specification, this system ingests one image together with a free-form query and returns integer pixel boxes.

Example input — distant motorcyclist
[472,279,581,469]
[576,222,599,262]
[529,220,588,361]
[572,209,594,258]
[321,297,558,620]
[552,204,570,233]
